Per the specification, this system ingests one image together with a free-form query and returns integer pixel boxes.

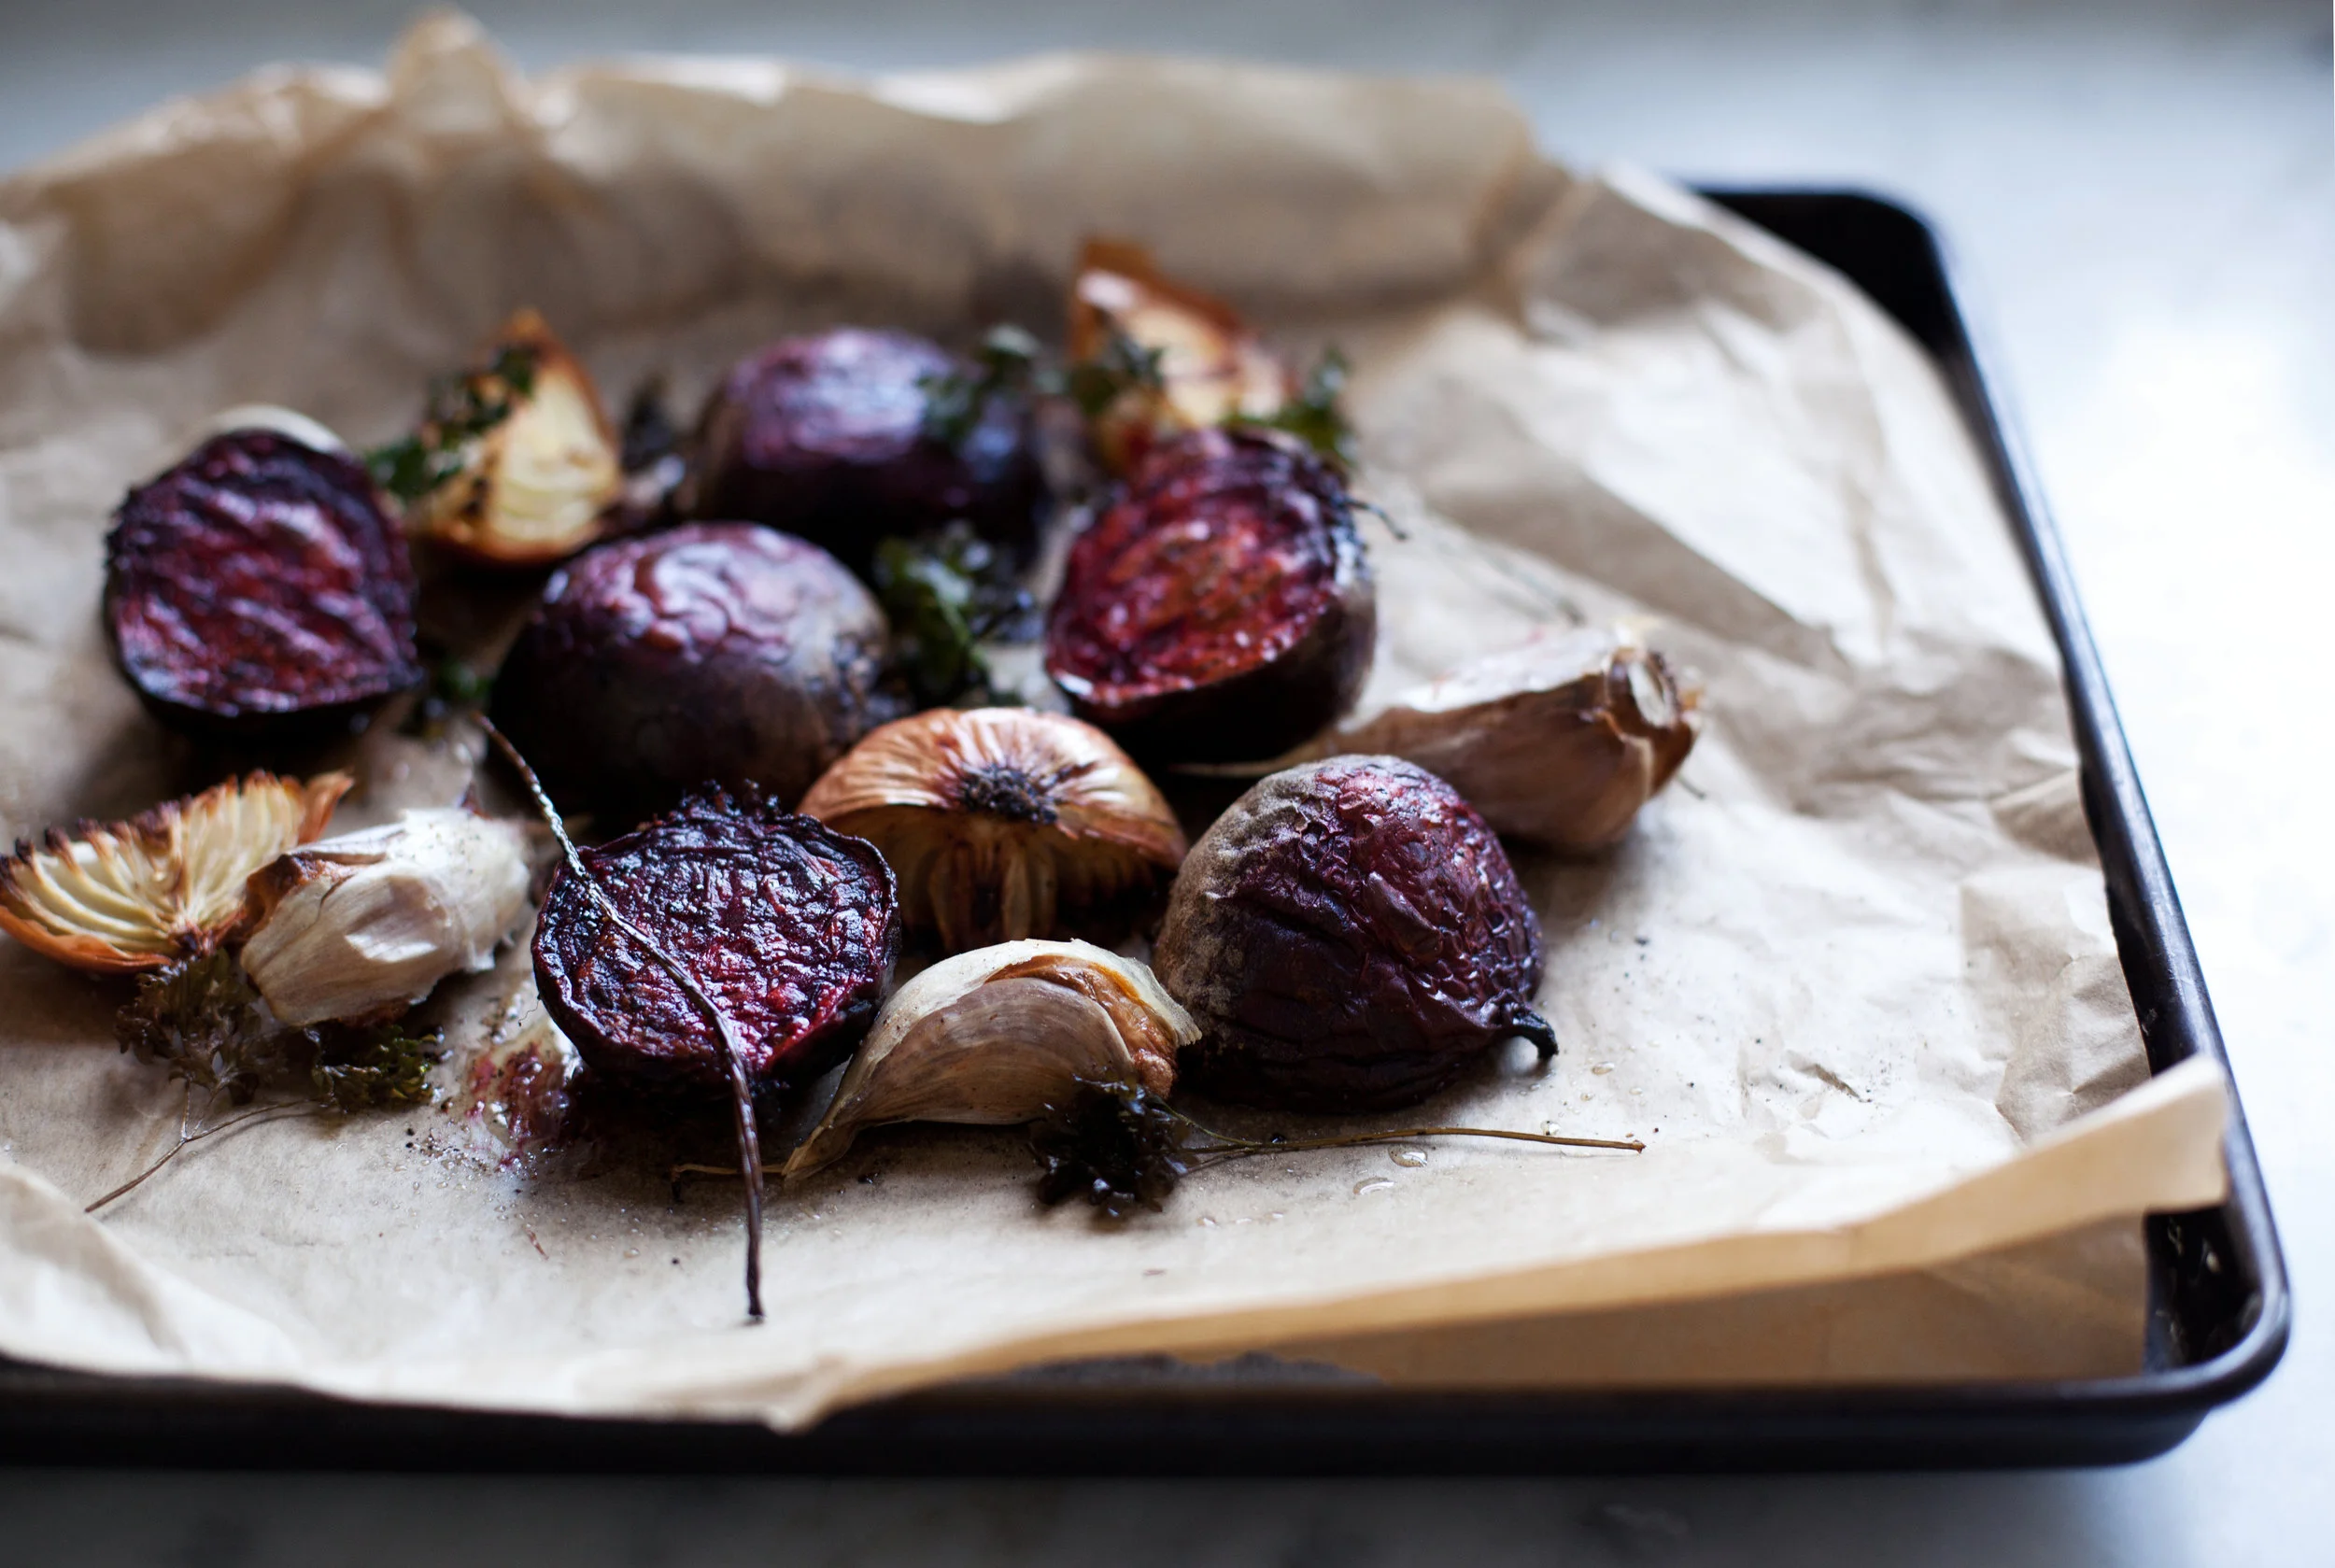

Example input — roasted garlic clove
[797,708,1188,954]
[1333,629,1699,851]
[784,939,1196,1179]
[239,808,532,1026]
[1069,238,1295,473]
[0,772,351,973]
[396,309,622,568]
[1188,628,1700,852]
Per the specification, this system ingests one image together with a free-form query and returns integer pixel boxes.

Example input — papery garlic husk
[0,771,352,973]
[239,808,533,1026]
[192,404,353,457]
[783,939,1197,1180]
[1185,628,1700,851]
[408,309,623,568]
[1070,238,1294,473]
[798,708,1188,954]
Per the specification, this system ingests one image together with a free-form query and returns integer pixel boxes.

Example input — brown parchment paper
[0,13,2229,1428]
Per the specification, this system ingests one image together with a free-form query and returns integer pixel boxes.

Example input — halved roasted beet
[489,523,893,825]
[683,328,1045,575]
[1152,756,1553,1113]
[532,787,899,1095]
[105,430,422,736]
[1044,428,1373,763]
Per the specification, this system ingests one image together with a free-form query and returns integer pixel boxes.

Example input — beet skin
[1152,756,1552,1113]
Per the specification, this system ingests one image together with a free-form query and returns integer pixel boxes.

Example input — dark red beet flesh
[490,523,893,826]
[532,787,899,1095]
[104,430,421,735]
[686,328,1044,575]
[1044,429,1373,763]
[1152,756,1552,1113]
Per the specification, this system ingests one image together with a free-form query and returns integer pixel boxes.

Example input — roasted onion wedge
[0,771,351,973]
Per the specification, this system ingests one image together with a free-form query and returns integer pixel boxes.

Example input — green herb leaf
[364,339,544,504]
[1061,325,1166,419]
[1229,347,1356,469]
[116,953,276,1105]
[872,523,1038,707]
[919,324,1044,448]
[312,1023,443,1111]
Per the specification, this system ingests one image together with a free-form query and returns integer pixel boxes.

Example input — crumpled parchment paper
[0,13,2225,1427]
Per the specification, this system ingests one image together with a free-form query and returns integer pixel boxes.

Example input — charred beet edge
[685,328,1045,576]
[532,786,899,1096]
[1044,428,1374,763]
[1153,756,1553,1113]
[105,430,422,737]
[489,523,892,825]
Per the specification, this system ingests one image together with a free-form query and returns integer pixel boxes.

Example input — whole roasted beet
[1153,756,1554,1113]
[105,430,421,736]
[490,523,891,824]
[1045,429,1373,763]
[532,786,899,1095]
[684,328,1044,575]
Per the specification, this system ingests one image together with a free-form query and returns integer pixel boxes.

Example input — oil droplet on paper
[1352,1177,1395,1196]
[1591,1062,1616,1076]
[1389,1148,1428,1168]
[1196,1215,1218,1228]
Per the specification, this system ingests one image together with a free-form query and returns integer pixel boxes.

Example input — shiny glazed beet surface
[1153,756,1550,1113]
[532,787,899,1095]
[686,328,1044,575]
[1044,429,1373,763]
[490,523,892,825]
[105,430,421,734]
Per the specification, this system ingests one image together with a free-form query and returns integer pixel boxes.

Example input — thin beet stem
[481,717,766,1321]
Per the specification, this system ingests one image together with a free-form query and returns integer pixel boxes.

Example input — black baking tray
[0,188,2287,1473]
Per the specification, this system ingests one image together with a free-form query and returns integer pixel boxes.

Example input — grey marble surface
[0,0,2328,1561]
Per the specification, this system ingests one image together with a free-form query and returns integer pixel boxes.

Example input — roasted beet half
[1152,756,1553,1113]
[684,328,1045,575]
[1044,428,1374,763]
[105,430,421,736]
[489,523,892,824]
[532,786,899,1095]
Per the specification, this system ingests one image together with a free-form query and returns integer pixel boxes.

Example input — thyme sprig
[1229,347,1357,470]
[367,340,541,504]
[872,523,1038,707]
[92,953,441,1214]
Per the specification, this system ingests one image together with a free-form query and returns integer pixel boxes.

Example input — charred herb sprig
[1229,348,1357,471]
[1025,1078,1642,1221]
[91,953,442,1213]
[479,716,771,1322]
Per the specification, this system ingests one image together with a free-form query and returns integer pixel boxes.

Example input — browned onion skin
[532,787,899,1095]
[798,708,1188,954]
[1153,756,1552,1113]
[684,328,1045,575]
[489,523,892,826]
[1044,429,1374,763]
[105,430,421,737]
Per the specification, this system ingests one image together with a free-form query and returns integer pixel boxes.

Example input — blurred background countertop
[0,1,2328,1561]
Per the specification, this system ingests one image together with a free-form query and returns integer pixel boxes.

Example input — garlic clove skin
[798,708,1187,954]
[408,310,623,569]
[1180,628,1700,852]
[239,808,533,1026]
[783,939,1196,1180]
[1334,629,1699,851]
[192,405,354,458]
[0,771,351,973]
[1070,238,1294,473]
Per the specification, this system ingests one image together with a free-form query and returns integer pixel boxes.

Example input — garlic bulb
[783,939,1197,1179]
[1185,628,1700,851]
[0,771,351,973]
[797,708,1188,954]
[403,310,622,567]
[239,808,532,1026]
[1070,238,1294,473]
